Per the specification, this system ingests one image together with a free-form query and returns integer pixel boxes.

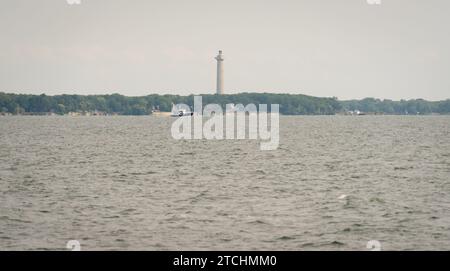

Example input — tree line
[341,98,450,115]
[0,92,449,115]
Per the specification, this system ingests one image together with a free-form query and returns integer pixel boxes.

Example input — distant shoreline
[1,113,449,117]
[1,92,449,116]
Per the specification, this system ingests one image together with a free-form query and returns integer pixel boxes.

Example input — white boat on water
[171,104,193,117]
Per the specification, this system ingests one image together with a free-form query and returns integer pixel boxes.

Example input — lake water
[0,116,449,250]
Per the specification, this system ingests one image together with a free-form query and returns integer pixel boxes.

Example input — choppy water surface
[0,116,449,250]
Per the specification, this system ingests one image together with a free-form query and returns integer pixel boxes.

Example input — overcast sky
[0,0,449,100]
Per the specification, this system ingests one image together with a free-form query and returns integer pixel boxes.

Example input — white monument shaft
[215,50,224,95]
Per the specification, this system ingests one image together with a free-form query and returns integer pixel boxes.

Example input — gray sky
[0,0,449,100]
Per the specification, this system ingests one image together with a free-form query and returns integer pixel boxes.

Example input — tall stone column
[215,50,224,95]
